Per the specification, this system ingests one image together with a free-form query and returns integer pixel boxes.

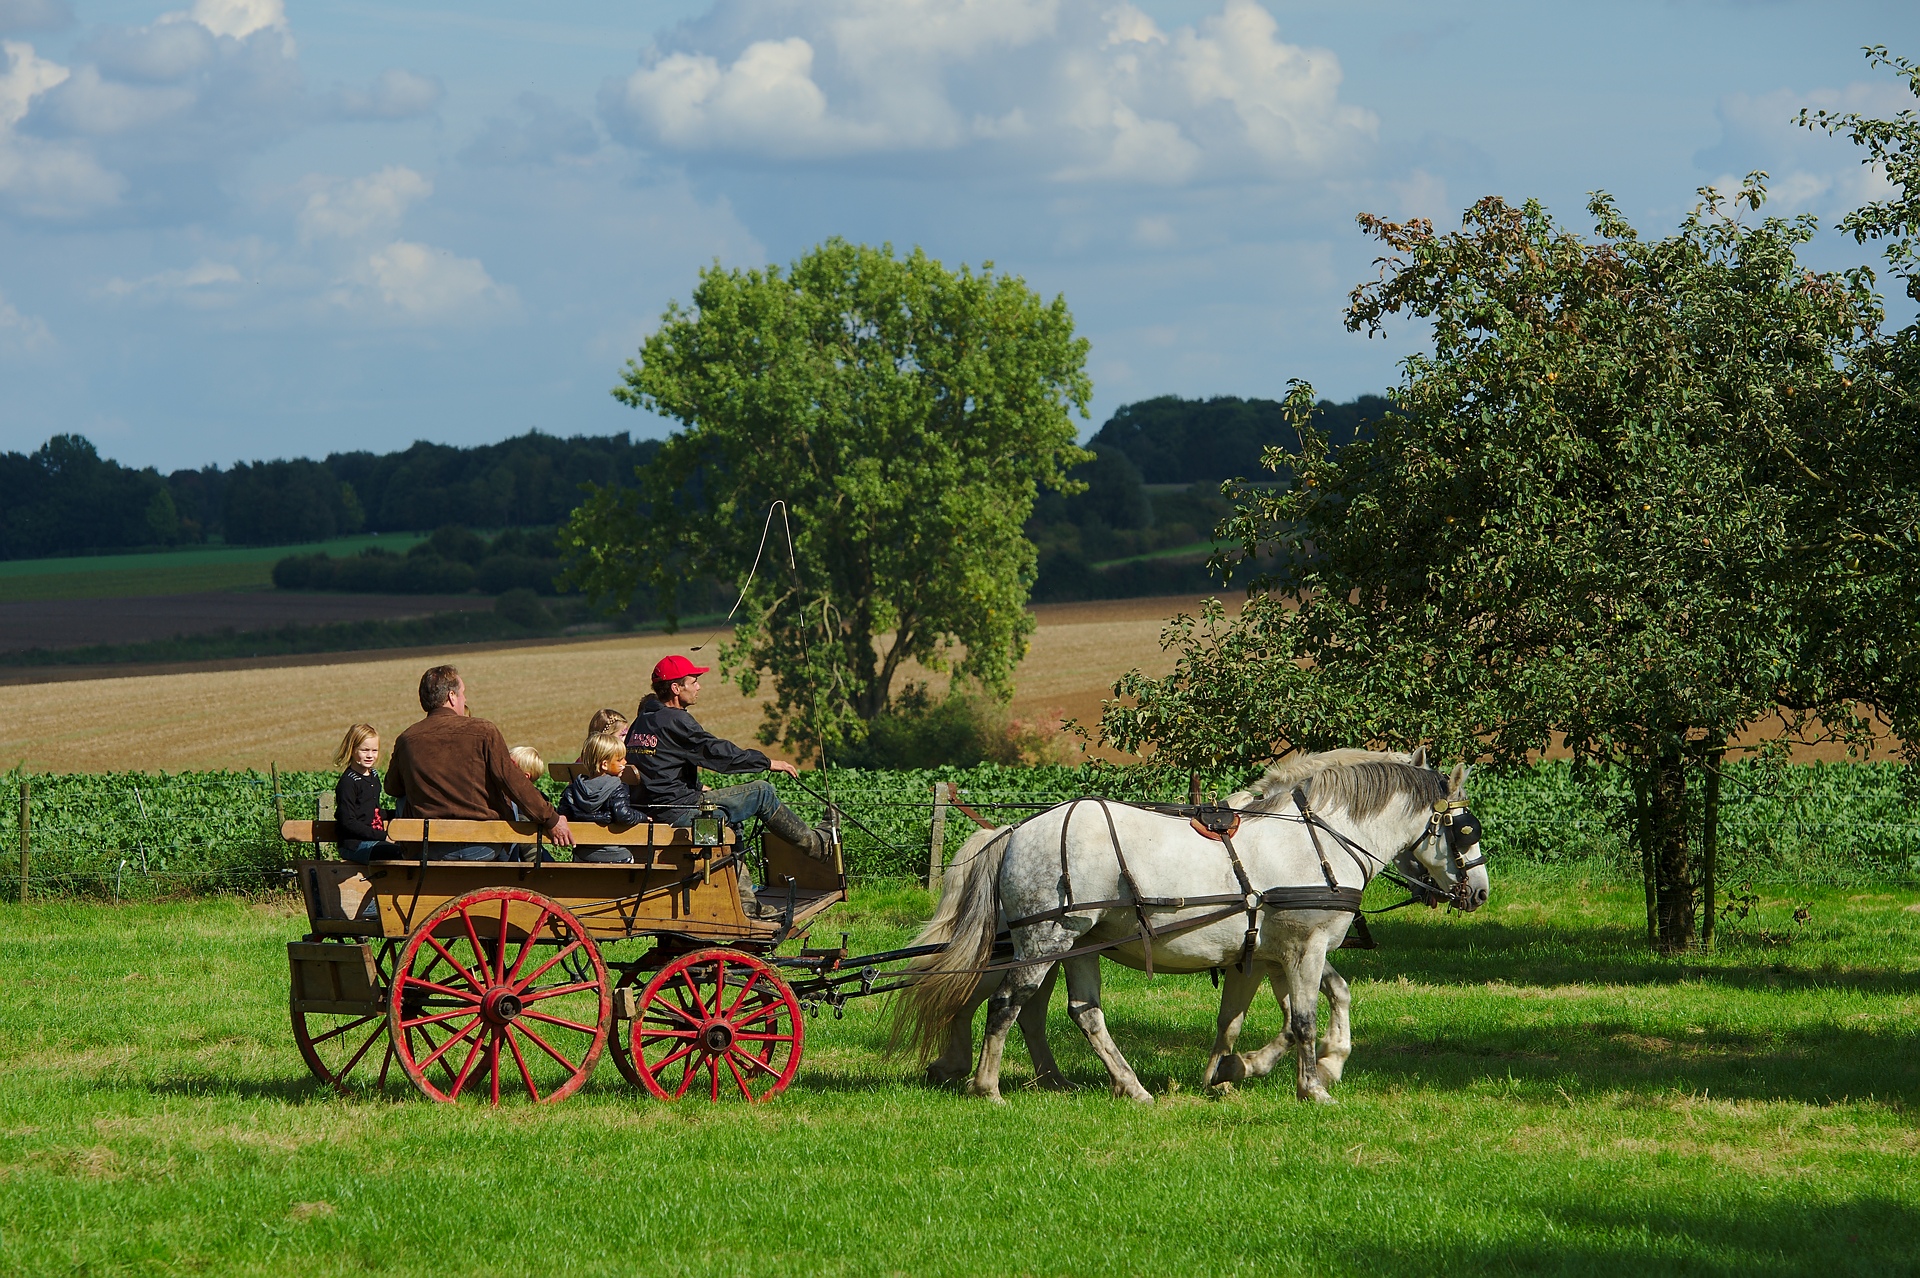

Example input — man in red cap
[625,654,835,859]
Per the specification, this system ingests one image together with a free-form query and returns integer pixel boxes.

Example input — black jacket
[625,694,769,817]
[557,773,644,827]
[334,767,390,846]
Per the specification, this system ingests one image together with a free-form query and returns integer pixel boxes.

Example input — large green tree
[1101,180,1892,952]
[561,238,1091,753]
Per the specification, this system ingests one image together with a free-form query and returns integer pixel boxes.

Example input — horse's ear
[1409,745,1428,769]
[1448,762,1468,794]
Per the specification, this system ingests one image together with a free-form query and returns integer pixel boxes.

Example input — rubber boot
[764,803,836,863]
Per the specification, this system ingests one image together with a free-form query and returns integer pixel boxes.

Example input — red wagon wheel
[630,949,804,1102]
[387,888,610,1105]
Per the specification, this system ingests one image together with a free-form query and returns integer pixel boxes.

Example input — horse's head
[1394,762,1490,912]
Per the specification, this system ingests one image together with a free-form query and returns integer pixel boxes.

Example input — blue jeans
[662,779,784,829]
[339,839,400,864]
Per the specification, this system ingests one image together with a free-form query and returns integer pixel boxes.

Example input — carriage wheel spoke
[426,934,486,994]
[335,1020,387,1081]
[447,1025,488,1099]
[401,974,480,1003]
[520,1009,600,1035]
[518,939,584,989]
[505,1026,541,1103]
[676,969,712,1019]
[489,1030,502,1106]
[401,1006,485,1032]
[722,969,762,1017]
[505,910,552,985]
[306,1014,378,1047]
[731,1048,780,1079]
[518,980,598,1003]
[459,909,492,983]
[417,1015,483,1071]
[514,1023,581,1075]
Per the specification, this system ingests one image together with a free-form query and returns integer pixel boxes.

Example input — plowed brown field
[0,597,1213,773]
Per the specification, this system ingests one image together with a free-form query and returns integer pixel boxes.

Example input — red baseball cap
[652,654,710,683]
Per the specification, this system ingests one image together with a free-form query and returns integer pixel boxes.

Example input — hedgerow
[2,760,1915,899]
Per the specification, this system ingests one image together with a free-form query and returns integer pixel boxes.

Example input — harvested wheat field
[0,596,1214,773]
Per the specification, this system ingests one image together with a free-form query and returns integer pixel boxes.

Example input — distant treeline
[1030,393,1387,601]
[2,395,1387,595]
[0,431,661,560]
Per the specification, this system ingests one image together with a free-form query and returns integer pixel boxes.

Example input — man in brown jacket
[386,665,575,860]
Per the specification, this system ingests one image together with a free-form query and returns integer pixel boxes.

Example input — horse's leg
[1201,962,1265,1090]
[1314,962,1353,1089]
[1062,952,1153,1103]
[967,956,1052,1104]
[1281,944,1334,1104]
[1017,963,1068,1090]
[927,975,995,1085]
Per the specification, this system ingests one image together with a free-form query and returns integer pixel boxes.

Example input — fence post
[929,783,948,897]
[17,778,28,905]
[270,762,285,829]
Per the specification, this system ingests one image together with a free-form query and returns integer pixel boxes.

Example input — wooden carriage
[283,790,848,1106]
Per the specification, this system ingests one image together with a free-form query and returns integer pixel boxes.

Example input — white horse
[893,756,1489,1103]
[910,749,1416,1092]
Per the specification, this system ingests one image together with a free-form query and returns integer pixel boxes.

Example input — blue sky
[0,0,1915,472]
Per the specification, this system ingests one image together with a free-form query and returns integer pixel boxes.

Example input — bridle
[1402,797,1486,910]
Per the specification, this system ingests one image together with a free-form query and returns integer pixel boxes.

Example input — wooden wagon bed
[282,816,847,944]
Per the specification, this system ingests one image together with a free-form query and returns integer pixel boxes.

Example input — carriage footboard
[288,942,385,1016]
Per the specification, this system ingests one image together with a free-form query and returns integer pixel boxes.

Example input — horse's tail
[887,823,1012,1062]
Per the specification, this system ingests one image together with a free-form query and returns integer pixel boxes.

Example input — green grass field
[3,873,1916,1275]
[0,535,429,602]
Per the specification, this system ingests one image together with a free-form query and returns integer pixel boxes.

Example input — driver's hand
[548,815,576,847]
[769,759,799,778]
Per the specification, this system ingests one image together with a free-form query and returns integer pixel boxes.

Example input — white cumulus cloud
[600,0,1375,183]
[0,286,52,353]
[299,165,431,241]
[363,240,515,321]
[334,67,442,121]
[102,257,244,298]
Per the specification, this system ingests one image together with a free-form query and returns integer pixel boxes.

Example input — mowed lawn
[2,877,1917,1276]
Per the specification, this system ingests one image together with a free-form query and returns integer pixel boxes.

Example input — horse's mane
[1239,752,1447,821]
[1229,748,1412,809]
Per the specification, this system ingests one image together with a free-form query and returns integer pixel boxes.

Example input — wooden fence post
[17,778,29,905]
[929,783,949,897]
[270,762,286,829]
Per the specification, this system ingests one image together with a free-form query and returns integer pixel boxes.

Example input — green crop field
[0,534,429,603]
[2,874,1916,1276]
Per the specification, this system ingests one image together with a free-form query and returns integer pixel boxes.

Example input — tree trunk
[1633,765,1655,947]
[1650,744,1694,954]
[1701,740,1723,951]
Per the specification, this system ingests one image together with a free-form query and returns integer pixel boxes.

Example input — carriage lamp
[691,796,725,847]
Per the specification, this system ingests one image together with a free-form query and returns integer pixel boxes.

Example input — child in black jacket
[334,724,398,863]
[559,732,644,863]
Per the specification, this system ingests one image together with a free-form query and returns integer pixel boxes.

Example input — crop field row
[4,760,1919,898]
[2,876,1915,1275]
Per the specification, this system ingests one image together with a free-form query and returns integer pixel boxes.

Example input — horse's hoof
[926,1064,964,1086]
[1209,1055,1248,1086]
[1112,1083,1154,1104]
[1207,1080,1236,1097]
[965,1082,1006,1104]
[1299,1085,1337,1105]
[1313,1060,1345,1088]
[1033,1071,1072,1092]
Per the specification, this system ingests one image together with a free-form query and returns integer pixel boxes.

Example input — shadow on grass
[1345,1194,1919,1278]
[1339,914,1920,996]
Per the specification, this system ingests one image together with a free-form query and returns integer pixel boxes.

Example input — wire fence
[4,760,1919,902]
